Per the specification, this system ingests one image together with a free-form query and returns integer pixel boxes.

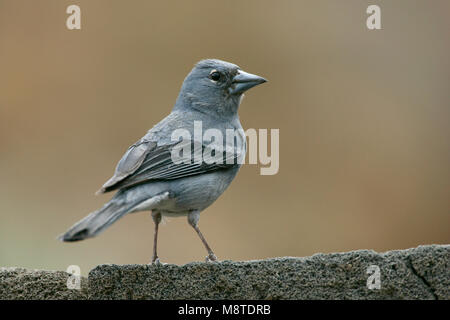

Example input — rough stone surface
[1,245,448,300]
[88,245,449,300]
[0,267,88,300]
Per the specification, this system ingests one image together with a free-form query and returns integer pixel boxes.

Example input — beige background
[0,1,449,275]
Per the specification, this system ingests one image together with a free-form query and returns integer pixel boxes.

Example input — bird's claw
[205,254,218,263]
[150,257,166,266]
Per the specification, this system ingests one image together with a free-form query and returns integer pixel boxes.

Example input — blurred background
[0,0,448,276]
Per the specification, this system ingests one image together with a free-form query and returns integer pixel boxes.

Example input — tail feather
[59,194,137,242]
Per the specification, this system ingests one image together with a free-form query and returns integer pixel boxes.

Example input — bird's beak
[230,70,267,95]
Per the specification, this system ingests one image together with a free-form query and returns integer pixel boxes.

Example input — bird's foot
[205,253,218,263]
[150,257,166,266]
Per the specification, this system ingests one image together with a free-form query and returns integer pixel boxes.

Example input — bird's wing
[98,139,241,193]
[97,139,157,194]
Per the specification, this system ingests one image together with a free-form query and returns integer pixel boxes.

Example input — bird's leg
[151,211,162,264]
[187,211,218,262]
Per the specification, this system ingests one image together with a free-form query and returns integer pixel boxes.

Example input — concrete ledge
[1,245,448,300]
[0,267,88,300]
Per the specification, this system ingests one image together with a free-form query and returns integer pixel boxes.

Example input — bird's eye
[209,70,221,81]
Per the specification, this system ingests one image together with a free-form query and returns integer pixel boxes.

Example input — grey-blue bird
[59,59,267,263]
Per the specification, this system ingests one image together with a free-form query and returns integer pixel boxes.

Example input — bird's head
[174,59,267,117]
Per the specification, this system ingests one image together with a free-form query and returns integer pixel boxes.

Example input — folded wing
[98,139,241,193]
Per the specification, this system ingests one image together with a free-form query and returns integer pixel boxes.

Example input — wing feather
[96,139,156,194]
[99,140,241,193]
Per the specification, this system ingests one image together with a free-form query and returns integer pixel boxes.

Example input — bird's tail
[58,191,137,242]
